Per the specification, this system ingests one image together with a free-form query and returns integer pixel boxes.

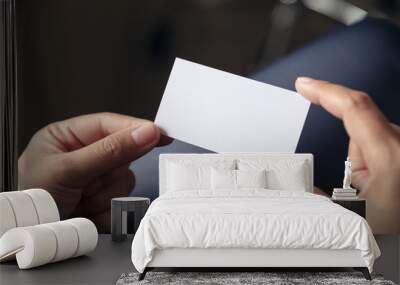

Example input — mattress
[131,190,380,273]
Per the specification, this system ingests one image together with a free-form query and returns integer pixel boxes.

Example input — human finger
[44,113,151,151]
[64,123,159,183]
[295,77,396,158]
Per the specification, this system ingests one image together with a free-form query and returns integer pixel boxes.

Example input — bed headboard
[159,153,313,195]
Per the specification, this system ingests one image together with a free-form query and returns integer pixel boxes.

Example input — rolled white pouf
[42,221,79,262]
[24,189,60,224]
[65,218,98,257]
[0,218,98,269]
[0,226,57,269]
[0,191,39,227]
[0,196,17,237]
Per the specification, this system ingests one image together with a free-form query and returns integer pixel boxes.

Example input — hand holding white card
[155,58,310,152]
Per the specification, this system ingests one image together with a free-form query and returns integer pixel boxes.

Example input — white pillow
[237,159,309,191]
[236,169,267,189]
[166,159,235,191]
[168,163,210,191]
[211,168,236,190]
[211,168,267,190]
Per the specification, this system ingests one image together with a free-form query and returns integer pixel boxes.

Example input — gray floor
[1,234,399,285]
[0,235,134,285]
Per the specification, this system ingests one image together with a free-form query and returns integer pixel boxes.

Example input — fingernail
[131,124,157,146]
[296,77,314,84]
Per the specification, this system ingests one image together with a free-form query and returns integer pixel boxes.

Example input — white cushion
[166,159,235,191]
[236,169,267,189]
[211,168,236,190]
[167,163,210,191]
[237,159,309,191]
[211,169,267,190]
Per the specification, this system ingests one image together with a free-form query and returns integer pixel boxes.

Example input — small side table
[332,198,366,218]
[111,197,150,242]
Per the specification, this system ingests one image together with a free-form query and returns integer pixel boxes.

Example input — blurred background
[17,0,400,154]
[12,2,400,281]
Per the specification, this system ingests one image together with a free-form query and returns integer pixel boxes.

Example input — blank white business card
[155,58,310,153]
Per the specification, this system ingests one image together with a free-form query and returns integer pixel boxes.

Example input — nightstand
[332,198,366,218]
[111,197,150,242]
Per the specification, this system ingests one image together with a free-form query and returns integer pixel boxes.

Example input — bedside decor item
[111,197,150,242]
[332,188,358,200]
[0,218,98,269]
[343,157,353,189]
[332,157,358,200]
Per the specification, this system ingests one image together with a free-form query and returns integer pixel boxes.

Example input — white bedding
[131,190,380,273]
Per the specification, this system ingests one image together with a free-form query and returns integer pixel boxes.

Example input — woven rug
[117,272,396,285]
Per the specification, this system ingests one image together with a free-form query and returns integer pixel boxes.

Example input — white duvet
[131,190,380,273]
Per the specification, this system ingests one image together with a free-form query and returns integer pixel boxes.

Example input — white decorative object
[0,189,98,269]
[65,218,98,257]
[42,221,79,262]
[0,189,60,236]
[0,224,57,267]
[332,188,358,200]
[24,189,60,224]
[0,218,98,269]
[1,191,40,227]
[0,196,17,237]
[343,157,353,189]
[332,157,358,200]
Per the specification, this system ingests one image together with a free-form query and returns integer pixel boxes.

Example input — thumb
[64,123,160,183]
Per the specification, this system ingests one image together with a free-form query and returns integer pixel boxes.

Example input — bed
[131,153,380,280]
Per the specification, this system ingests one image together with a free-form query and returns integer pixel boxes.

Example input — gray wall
[17,0,340,155]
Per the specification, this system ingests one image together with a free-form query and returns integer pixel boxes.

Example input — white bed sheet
[131,190,380,273]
